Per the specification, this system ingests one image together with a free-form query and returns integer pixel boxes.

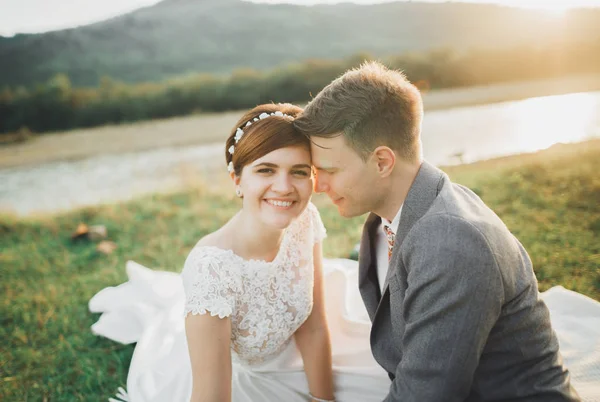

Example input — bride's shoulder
[194,229,234,251]
[183,228,237,272]
[181,242,242,299]
[194,217,240,251]
[181,230,242,318]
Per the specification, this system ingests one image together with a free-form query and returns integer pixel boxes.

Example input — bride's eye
[257,168,274,174]
[293,170,310,177]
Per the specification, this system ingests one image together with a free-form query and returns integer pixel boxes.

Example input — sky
[1,0,599,37]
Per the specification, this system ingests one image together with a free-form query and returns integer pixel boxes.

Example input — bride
[90,103,391,402]
[89,103,600,402]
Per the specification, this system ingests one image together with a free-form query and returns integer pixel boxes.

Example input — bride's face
[237,145,313,229]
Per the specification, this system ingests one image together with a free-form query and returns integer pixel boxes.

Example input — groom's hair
[293,61,423,162]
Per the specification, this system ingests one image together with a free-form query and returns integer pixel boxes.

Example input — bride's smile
[264,198,295,209]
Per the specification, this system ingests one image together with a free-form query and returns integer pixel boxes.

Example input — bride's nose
[271,172,294,194]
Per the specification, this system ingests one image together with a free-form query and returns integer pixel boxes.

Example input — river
[1,91,599,216]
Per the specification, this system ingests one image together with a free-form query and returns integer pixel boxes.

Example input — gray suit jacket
[358,161,580,402]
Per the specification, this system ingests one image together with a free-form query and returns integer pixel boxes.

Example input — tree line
[2,41,599,136]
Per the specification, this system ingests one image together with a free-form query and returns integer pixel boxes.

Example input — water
[421,91,600,165]
[0,144,224,214]
[1,91,599,216]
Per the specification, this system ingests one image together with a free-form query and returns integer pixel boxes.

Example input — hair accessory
[227,111,294,159]
[227,161,234,173]
[234,128,244,143]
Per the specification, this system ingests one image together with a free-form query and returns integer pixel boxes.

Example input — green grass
[2,140,599,400]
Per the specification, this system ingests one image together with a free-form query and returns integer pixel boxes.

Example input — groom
[294,62,580,401]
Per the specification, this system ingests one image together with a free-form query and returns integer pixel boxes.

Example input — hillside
[2,0,600,87]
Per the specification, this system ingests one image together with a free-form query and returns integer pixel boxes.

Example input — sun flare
[511,92,599,152]
[491,0,599,13]
[537,5,569,17]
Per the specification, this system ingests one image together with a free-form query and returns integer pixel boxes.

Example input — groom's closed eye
[315,167,337,175]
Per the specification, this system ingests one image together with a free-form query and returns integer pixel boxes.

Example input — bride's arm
[294,242,335,402]
[185,314,232,402]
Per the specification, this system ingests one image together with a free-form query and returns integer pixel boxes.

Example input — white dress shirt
[375,205,403,294]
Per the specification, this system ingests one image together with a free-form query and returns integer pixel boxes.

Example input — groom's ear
[372,146,395,178]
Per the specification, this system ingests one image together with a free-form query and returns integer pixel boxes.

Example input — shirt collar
[381,205,403,235]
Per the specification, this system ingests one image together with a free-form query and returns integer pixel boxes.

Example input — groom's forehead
[310,141,341,167]
[310,135,347,154]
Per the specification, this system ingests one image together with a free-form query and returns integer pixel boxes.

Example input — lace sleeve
[181,247,237,319]
[307,202,327,244]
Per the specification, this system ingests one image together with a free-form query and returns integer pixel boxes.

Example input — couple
[90,62,583,401]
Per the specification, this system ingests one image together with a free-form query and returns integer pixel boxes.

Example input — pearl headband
[227,111,294,173]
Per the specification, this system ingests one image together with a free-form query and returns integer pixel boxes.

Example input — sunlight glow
[538,5,569,17]
[510,93,599,153]
[251,0,600,11]
[438,0,600,12]
[421,91,600,166]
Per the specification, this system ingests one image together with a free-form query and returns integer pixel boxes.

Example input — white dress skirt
[90,258,392,402]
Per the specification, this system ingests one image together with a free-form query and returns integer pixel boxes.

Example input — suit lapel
[378,161,446,306]
[358,212,382,321]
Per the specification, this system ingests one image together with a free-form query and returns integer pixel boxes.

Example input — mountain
[1,0,599,88]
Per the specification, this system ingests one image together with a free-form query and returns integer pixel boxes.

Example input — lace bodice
[181,202,327,365]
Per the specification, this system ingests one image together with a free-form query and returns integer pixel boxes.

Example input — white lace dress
[89,203,391,402]
[181,201,322,367]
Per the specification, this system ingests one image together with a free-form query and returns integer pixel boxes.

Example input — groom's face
[310,135,378,218]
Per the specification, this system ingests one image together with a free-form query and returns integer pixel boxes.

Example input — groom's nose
[314,174,329,193]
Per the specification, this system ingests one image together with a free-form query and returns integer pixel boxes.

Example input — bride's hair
[225,103,307,176]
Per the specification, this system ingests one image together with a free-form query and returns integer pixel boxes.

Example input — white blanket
[541,286,600,401]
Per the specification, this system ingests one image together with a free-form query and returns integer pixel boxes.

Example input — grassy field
[1,139,599,400]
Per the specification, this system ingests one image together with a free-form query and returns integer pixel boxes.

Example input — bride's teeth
[268,200,292,207]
